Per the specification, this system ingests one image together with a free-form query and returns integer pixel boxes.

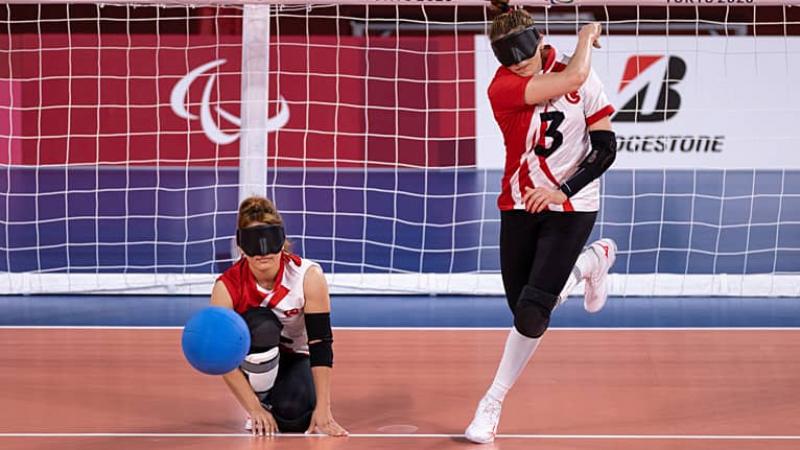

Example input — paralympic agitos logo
[612,55,686,122]
[170,59,290,145]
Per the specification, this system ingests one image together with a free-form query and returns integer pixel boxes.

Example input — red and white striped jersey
[218,253,321,355]
[488,46,615,212]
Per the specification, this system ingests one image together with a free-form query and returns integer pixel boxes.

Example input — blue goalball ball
[181,306,251,375]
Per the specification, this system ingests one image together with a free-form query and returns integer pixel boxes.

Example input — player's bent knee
[272,398,314,423]
[242,307,283,352]
[240,308,284,393]
[513,285,559,338]
[241,347,280,393]
[269,380,316,429]
[272,407,314,433]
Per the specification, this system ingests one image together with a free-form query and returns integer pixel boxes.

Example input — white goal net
[1,0,798,296]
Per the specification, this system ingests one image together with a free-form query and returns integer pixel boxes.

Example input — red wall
[1,33,474,168]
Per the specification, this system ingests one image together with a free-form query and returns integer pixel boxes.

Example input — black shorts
[500,210,597,313]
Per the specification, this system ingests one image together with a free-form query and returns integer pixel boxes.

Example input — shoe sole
[465,430,495,444]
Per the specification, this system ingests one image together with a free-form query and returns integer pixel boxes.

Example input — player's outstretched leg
[583,238,617,313]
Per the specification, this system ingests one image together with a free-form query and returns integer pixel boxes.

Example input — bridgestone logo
[614,56,686,123]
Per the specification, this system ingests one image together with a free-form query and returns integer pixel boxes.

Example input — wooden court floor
[0,328,798,449]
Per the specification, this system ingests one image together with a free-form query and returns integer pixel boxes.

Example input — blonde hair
[237,196,291,252]
[489,0,536,42]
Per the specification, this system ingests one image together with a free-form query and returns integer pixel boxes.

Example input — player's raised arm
[523,23,602,105]
[487,1,603,109]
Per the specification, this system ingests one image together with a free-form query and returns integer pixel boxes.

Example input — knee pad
[271,397,314,426]
[513,285,558,338]
[240,308,283,394]
[241,347,280,394]
[269,379,316,428]
[273,408,314,433]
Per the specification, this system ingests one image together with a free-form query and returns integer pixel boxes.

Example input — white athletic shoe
[584,238,617,313]
[464,395,502,444]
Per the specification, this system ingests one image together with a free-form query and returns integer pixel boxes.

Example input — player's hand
[579,22,602,49]
[248,407,278,437]
[306,407,349,437]
[523,186,567,213]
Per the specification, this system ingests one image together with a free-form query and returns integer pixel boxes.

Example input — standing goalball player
[465,0,619,443]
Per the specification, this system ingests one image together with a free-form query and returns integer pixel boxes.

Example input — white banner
[475,35,800,169]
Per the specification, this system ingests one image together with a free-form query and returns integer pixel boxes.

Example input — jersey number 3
[533,111,565,158]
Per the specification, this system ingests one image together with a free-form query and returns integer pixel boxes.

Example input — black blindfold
[491,26,542,67]
[236,225,286,257]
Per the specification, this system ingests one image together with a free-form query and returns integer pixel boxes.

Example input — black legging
[241,308,316,432]
[263,352,316,432]
[500,210,597,315]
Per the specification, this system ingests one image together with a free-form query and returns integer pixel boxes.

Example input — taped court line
[2,433,800,440]
[0,326,798,331]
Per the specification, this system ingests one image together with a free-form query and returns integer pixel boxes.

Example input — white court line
[0,326,798,331]
[1,433,800,440]
[336,327,800,331]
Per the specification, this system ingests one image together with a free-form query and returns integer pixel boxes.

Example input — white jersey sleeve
[581,68,614,126]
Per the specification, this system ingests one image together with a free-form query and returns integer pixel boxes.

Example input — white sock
[557,246,597,307]
[486,328,541,402]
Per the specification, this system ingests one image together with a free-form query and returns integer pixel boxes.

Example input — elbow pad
[305,312,333,367]
[560,130,617,198]
[584,130,617,172]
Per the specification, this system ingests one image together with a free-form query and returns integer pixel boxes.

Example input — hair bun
[490,0,511,13]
